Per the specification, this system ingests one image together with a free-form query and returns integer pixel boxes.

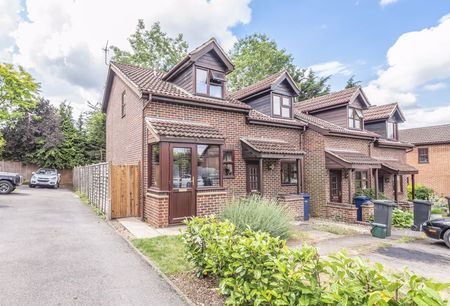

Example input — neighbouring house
[400,124,450,197]
[103,38,307,227]
[293,89,417,222]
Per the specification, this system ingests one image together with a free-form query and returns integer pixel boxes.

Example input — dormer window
[348,107,363,130]
[272,94,291,118]
[195,67,224,98]
[387,121,397,140]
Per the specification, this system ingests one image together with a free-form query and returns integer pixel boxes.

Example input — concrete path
[119,217,185,239]
[0,187,186,306]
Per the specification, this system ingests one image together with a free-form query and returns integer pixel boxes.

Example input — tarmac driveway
[0,186,186,306]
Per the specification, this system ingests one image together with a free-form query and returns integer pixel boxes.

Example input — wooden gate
[110,164,140,218]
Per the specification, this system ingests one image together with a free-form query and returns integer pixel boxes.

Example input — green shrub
[431,207,443,214]
[220,195,292,239]
[407,184,434,201]
[182,217,449,305]
[392,208,413,228]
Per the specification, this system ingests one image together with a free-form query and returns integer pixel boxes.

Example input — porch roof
[241,137,304,159]
[378,159,418,175]
[325,150,381,169]
[145,117,224,142]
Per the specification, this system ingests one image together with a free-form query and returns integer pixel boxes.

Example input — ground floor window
[281,161,298,185]
[399,175,404,193]
[223,150,234,178]
[197,144,220,187]
[149,143,160,188]
[355,171,368,189]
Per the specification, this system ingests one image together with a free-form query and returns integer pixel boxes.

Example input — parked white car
[29,168,61,189]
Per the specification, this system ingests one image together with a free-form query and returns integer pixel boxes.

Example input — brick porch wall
[145,190,169,228]
[326,202,358,223]
[277,194,304,221]
[197,190,228,217]
[361,202,374,222]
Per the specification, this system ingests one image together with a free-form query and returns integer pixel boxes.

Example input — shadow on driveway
[376,243,450,264]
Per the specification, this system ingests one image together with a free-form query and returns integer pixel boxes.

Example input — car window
[36,169,57,175]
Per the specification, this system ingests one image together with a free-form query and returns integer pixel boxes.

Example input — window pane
[209,83,222,98]
[172,147,192,188]
[349,118,354,128]
[290,163,298,184]
[196,68,208,94]
[281,106,290,118]
[151,144,160,187]
[223,151,233,162]
[282,97,290,106]
[355,108,363,118]
[355,118,361,129]
[281,162,297,184]
[273,96,281,115]
[224,164,234,177]
[387,122,394,139]
[281,163,290,184]
[348,107,354,119]
[197,145,220,187]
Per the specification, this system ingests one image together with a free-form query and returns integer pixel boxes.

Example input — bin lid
[354,195,371,200]
[373,200,397,207]
[412,199,432,206]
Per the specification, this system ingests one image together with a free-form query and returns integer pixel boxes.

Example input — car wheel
[443,230,450,249]
[0,180,14,194]
[53,184,58,189]
[29,184,35,188]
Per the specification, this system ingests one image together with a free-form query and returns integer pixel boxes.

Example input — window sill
[196,186,226,191]
[281,183,298,186]
[223,175,235,179]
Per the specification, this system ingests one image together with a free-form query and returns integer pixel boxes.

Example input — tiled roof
[229,70,290,100]
[294,86,361,113]
[378,159,418,174]
[364,103,404,122]
[112,62,251,111]
[399,124,450,145]
[376,138,414,149]
[326,150,381,166]
[248,109,306,128]
[146,117,224,139]
[241,137,304,155]
[295,111,379,138]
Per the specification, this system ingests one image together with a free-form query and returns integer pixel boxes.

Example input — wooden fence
[73,162,140,219]
[0,160,73,185]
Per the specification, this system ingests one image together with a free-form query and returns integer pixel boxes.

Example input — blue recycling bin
[300,193,310,221]
[354,195,371,221]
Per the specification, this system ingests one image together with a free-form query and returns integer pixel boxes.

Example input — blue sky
[1,0,449,127]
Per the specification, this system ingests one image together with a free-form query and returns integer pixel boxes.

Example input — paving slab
[119,217,185,239]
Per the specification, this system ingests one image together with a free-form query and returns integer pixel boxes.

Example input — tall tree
[0,63,40,123]
[111,20,188,71]
[291,68,331,101]
[84,102,106,163]
[228,34,293,91]
[345,75,361,88]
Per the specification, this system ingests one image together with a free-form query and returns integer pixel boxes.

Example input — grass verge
[312,223,360,236]
[132,236,192,275]
[75,191,106,220]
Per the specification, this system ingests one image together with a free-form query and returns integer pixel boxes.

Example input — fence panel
[73,162,139,220]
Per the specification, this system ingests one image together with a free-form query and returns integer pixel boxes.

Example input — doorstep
[118,217,185,239]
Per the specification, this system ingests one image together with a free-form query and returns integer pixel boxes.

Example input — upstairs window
[387,121,397,140]
[418,147,429,164]
[348,107,363,130]
[121,90,126,118]
[195,67,224,98]
[273,94,291,118]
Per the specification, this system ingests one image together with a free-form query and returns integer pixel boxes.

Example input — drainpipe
[299,127,305,193]
[141,93,152,221]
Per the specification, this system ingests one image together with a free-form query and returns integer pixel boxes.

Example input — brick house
[294,88,417,222]
[102,39,307,227]
[400,124,450,197]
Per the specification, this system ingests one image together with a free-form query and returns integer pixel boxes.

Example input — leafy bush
[183,217,449,305]
[220,195,292,239]
[431,207,443,214]
[407,184,434,201]
[392,208,413,228]
[354,188,387,199]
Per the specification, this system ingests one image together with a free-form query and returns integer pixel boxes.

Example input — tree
[0,63,40,123]
[345,75,361,88]
[2,99,62,162]
[111,20,188,71]
[228,34,293,91]
[291,68,331,101]
[83,102,106,163]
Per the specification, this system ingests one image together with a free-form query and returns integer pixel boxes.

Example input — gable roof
[364,103,406,123]
[294,111,379,139]
[102,62,251,112]
[399,124,450,145]
[229,69,300,100]
[163,38,234,81]
[145,117,224,140]
[294,86,370,113]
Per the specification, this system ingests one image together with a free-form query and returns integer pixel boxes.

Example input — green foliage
[183,217,449,305]
[345,75,361,88]
[0,63,39,123]
[354,188,387,199]
[290,67,331,101]
[133,236,192,275]
[392,208,413,228]
[220,195,292,239]
[0,133,4,155]
[111,20,188,71]
[431,207,443,214]
[407,183,434,201]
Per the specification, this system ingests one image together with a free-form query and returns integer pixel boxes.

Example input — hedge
[182,216,449,305]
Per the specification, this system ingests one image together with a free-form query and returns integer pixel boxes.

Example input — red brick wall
[325,202,358,223]
[406,144,450,197]
[145,191,169,227]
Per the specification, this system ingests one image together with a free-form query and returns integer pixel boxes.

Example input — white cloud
[423,82,447,91]
[364,14,450,107]
[0,0,252,113]
[380,0,398,7]
[402,105,450,129]
[309,61,352,77]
